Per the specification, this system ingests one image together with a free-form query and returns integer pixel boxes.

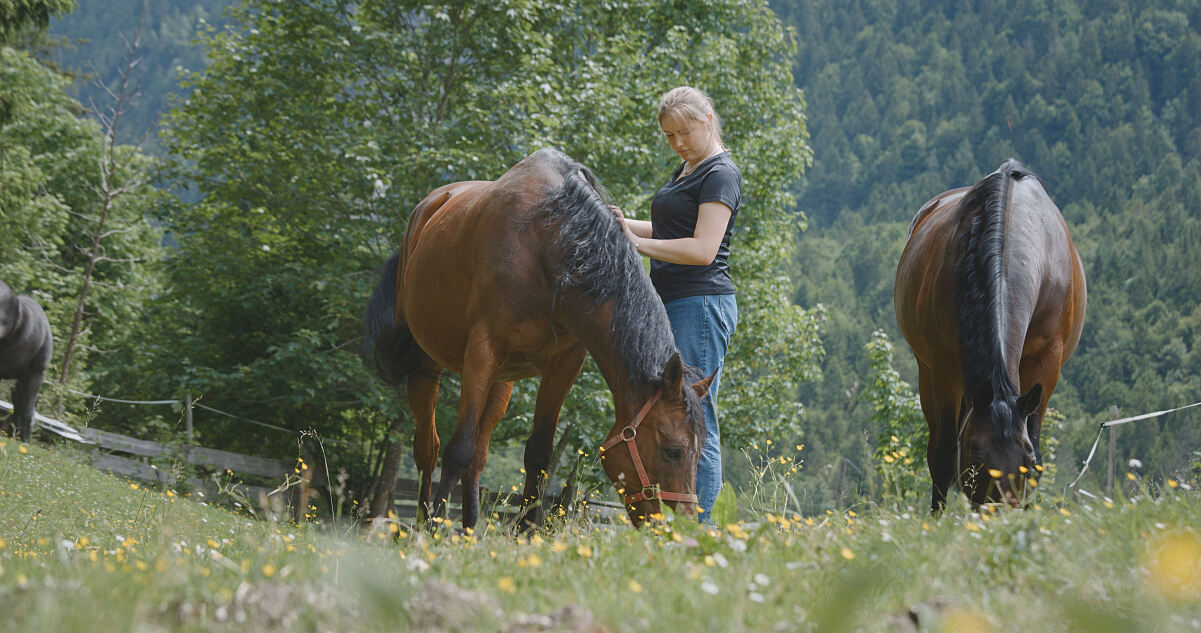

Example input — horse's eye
[662,447,684,463]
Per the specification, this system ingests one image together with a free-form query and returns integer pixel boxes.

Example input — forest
[3,0,1200,512]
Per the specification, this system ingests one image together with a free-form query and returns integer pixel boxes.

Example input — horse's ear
[972,380,994,414]
[1017,383,1043,416]
[661,352,684,394]
[691,369,717,400]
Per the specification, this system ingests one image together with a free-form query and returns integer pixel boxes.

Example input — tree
[1,9,164,425]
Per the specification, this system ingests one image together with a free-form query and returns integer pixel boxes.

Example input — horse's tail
[362,251,423,387]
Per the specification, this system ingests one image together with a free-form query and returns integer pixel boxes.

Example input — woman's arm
[621,202,732,266]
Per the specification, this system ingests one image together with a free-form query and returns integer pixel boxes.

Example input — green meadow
[2,439,1200,633]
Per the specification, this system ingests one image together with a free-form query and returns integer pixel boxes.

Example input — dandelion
[262,563,277,578]
[1144,531,1201,601]
[576,545,592,558]
[1169,480,1180,489]
[628,580,643,593]
[1128,458,1143,469]
[552,541,568,553]
[840,547,856,560]
[987,469,1003,479]
[1126,472,1137,481]
[936,608,995,633]
[18,445,28,455]
[1058,507,1072,517]
[498,577,516,593]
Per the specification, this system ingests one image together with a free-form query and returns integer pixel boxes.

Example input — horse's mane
[953,159,1033,435]
[533,149,705,422]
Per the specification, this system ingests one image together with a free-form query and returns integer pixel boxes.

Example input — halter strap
[600,391,699,507]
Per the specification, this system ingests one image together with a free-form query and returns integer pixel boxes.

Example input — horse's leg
[459,381,513,530]
[12,371,43,443]
[1019,341,1065,468]
[919,362,959,514]
[408,364,443,521]
[430,331,501,523]
[519,348,587,530]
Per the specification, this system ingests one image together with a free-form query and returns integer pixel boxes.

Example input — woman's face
[660,113,713,164]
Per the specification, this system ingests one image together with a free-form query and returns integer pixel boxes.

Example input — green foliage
[862,330,927,501]
[0,0,73,45]
[0,42,164,422]
[143,0,821,497]
[773,0,1201,490]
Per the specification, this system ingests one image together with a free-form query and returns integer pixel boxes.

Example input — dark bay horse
[0,280,53,442]
[364,148,711,529]
[894,160,1086,511]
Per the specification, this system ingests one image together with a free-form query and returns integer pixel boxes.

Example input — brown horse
[894,160,1086,512]
[363,149,711,529]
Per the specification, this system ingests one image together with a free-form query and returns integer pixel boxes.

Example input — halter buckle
[620,425,638,442]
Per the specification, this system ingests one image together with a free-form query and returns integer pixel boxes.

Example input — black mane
[953,159,1032,433]
[533,149,705,421]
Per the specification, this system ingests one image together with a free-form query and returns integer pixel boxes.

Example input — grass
[2,438,1201,633]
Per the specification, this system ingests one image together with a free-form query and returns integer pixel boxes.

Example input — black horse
[0,280,53,442]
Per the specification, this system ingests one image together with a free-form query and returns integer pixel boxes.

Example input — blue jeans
[663,293,737,521]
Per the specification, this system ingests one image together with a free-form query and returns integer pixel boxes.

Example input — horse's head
[601,353,712,527]
[958,380,1042,506]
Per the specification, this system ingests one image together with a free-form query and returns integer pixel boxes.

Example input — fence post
[1106,405,1118,496]
[185,393,194,444]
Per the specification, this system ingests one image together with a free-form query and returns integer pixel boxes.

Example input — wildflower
[262,563,277,578]
[628,580,643,593]
[1126,472,1137,481]
[936,608,994,633]
[1128,458,1143,469]
[576,544,592,558]
[552,541,568,553]
[987,469,1002,479]
[1144,531,1201,601]
[701,581,719,595]
[18,445,28,455]
[498,577,516,593]
[840,547,855,560]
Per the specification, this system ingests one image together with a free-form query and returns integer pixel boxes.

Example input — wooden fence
[4,398,621,524]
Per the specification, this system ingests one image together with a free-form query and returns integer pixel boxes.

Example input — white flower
[701,581,719,595]
[1128,458,1143,469]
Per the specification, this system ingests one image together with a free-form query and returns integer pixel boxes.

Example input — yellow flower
[840,547,855,560]
[882,454,895,464]
[936,608,995,633]
[1144,532,1201,601]
[552,541,568,553]
[1169,479,1180,489]
[1058,507,1071,517]
[498,577,516,593]
[987,469,1003,479]
[262,563,277,578]
[576,545,592,558]
[0,538,5,550]
[18,445,28,455]
[130,483,139,490]
[1126,472,1137,481]
[628,580,643,593]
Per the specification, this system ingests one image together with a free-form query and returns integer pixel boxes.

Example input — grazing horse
[364,148,711,529]
[0,280,53,442]
[894,160,1086,511]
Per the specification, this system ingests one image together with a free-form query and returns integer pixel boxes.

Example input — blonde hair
[658,86,723,143]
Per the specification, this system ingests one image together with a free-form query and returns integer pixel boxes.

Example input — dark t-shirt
[650,152,742,303]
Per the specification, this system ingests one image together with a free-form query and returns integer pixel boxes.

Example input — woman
[613,86,741,520]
